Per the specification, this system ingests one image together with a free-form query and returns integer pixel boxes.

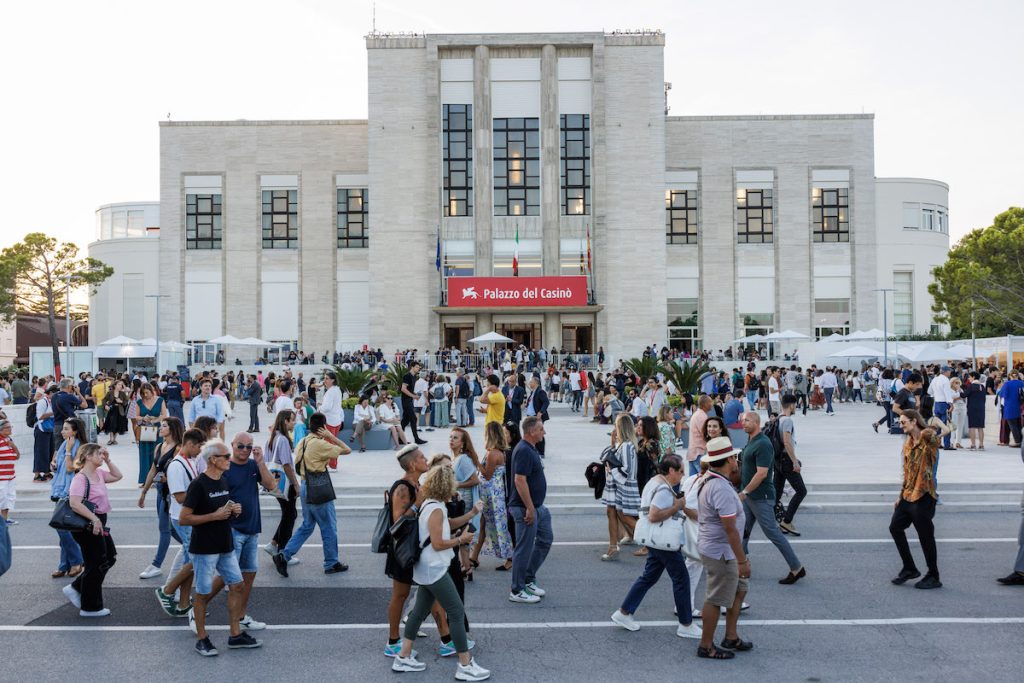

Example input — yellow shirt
[92,382,108,405]
[295,435,343,474]
[484,390,505,425]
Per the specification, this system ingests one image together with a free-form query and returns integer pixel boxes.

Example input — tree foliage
[929,208,1024,337]
[622,356,662,382]
[661,358,712,396]
[0,232,113,376]
[332,366,373,398]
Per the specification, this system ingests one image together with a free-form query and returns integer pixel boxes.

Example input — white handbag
[633,483,685,552]
[139,425,158,443]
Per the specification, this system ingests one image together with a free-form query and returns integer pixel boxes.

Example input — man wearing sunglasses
[198,432,278,635]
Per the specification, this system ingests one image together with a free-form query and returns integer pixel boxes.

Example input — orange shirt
[901,429,938,502]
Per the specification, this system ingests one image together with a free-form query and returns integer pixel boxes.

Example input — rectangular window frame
[665,189,698,244]
[185,193,223,250]
[493,117,540,217]
[261,189,298,249]
[893,271,914,335]
[736,188,774,244]
[559,114,590,216]
[811,186,850,243]
[336,188,368,248]
[443,104,474,217]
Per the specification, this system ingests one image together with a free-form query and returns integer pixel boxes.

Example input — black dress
[965,382,986,429]
[101,393,129,435]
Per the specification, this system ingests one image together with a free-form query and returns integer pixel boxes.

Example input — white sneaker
[263,543,277,556]
[455,658,491,681]
[676,622,702,639]
[188,607,198,635]
[525,581,546,597]
[240,614,266,630]
[287,557,300,566]
[719,601,751,614]
[80,608,111,618]
[139,564,162,580]
[62,584,81,609]
[610,610,639,632]
[391,654,426,672]
[508,590,541,604]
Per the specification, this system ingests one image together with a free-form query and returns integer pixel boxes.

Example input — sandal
[496,561,512,571]
[697,646,734,660]
[601,546,620,561]
[720,637,754,651]
[469,558,480,569]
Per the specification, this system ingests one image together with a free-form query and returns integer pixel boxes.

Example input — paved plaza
[2,399,1023,681]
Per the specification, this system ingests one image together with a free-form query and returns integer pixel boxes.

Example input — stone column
[473,45,492,276]
[540,44,560,276]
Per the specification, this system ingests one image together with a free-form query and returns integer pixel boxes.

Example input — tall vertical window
[667,298,701,353]
[665,189,698,244]
[893,271,914,335]
[737,188,773,243]
[442,104,473,217]
[186,194,222,249]
[493,117,540,216]
[814,298,850,339]
[560,114,590,215]
[812,187,849,242]
[337,188,368,248]
[261,190,297,249]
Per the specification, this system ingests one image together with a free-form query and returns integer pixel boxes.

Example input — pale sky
[2,0,1021,254]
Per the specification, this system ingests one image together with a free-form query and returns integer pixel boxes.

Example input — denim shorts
[232,529,259,573]
[192,551,243,595]
[170,519,192,565]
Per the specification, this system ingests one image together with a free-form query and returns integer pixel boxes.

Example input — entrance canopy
[469,331,515,344]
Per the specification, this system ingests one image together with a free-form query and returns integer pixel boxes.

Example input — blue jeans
[56,528,83,571]
[282,482,338,568]
[742,497,802,572]
[153,489,181,568]
[621,547,693,625]
[688,459,701,476]
[455,398,469,427]
[509,505,553,593]
[933,402,951,449]
[824,387,835,413]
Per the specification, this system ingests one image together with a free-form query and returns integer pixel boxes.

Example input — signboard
[447,276,588,308]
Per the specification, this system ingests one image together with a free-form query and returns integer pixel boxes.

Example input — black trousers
[773,461,807,524]
[70,515,117,612]
[795,391,807,415]
[249,403,260,431]
[1007,417,1023,446]
[889,494,938,576]
[400,401,421,441]
[273,484,298,548]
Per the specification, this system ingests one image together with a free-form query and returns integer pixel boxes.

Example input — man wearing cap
[928,366,955,451]
[737,412,806,585]
[696,436,751,660]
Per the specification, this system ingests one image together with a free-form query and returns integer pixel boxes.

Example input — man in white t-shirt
[414,373,431,431]
[156,428,205,617]
[569,370,583,412]
[767,370,781,416]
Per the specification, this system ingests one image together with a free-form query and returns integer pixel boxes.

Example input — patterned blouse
[901,429,938,502]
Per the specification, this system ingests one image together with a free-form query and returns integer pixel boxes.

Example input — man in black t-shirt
[893,374,923,418]
[399,362,426,445]
[180,439,259,656]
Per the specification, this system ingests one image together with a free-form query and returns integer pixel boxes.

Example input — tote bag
[633,483,685,552]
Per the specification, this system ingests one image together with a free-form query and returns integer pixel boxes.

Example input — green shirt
[740,432,775,501]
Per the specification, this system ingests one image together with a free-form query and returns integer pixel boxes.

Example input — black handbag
[600,445,622,470]
[49,475,96,532]
[297,440,336,505]
[388,507,431,573]
[370,491,391,554]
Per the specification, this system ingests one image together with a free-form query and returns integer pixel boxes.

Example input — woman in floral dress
[470,421,514,570]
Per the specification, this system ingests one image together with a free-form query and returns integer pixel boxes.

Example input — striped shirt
[0,435,17,481]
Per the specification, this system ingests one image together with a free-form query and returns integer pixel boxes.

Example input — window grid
[893,271,914,335]
[812,187,850,242]
[261,190,298,249]
[185,193,222,250]
[737,188,774,243]
[443,104,473,217]
[665,189,698,244]
[560,114,590,215]
[493,117,540,216]
[337,188,368,248]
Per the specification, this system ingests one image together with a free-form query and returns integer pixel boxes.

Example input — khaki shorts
[701,553,749,608]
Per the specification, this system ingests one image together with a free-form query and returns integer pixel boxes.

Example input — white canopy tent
[818,333,847,342]
[844,329,891,341]
[469,332,515,344]
[765,330,810,341]
[828,345,886,358]
[733,334,766,344]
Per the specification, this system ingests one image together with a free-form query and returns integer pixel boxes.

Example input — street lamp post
[874,288,895,368]
[145,294,171,373]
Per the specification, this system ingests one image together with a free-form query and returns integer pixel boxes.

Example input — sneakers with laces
[62,584,82,609]
[272,552,289,577]
[508,590,541,604]
[288,556,300,566]
[676,622,702,639]
[262,542,277,556]
[227,632,263,649]
[194,637,218,657]
[611,610,639,631]
[439,639,475,657]
[455,658,491,681]
[383,643,418,658]
[155,587,177,616]
[391,654,426,672]
[524,582,546,597]
[139,564,162,580]
[239,614,266,630]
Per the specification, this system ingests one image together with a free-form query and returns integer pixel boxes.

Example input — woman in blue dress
[134,383,167,486]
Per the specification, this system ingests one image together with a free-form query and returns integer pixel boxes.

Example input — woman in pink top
[65,443,123,617]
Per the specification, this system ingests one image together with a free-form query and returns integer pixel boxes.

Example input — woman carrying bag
[600,414,642,561]
[63,443,123,617]
[49,418,86,578]
[610,453,702,639]
[134,383,167,486]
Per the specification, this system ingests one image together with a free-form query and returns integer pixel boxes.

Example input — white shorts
[0,478,15,510]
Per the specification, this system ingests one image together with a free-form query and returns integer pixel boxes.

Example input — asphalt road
[2,489,1023,683]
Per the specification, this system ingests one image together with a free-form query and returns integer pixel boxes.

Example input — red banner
[447,276,588,307]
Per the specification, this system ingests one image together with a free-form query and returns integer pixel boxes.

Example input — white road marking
[4,617,1024,633]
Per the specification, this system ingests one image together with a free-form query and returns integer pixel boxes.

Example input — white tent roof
[98,335,141,346]
[206,335,243,345]
[765,329,809,341]
[159,341,192,351]
[902,344,972,363]
[844,329,890,341]
[237,337,276,347]
[818,333,847,342]
[733,334,766,343]
[828,345,884,358]
[95,341,156,358]
[944,344,976,359]
[469,331,515,344]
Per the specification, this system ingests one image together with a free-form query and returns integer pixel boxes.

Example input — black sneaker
[914,574,942,590]
[325,562,349,574]
[227,632,262,649]
[272,552,289,578]
[415,439,428,445]
[195,637,218,657]
[997,572,1024,586]
[891,568,921,585]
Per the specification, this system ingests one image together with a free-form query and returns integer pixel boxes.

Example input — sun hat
[701,436,741,464]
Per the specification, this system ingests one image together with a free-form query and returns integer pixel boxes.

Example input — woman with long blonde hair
[599,413,641,561]
[470,421,514,570]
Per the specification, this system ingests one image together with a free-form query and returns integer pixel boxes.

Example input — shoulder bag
[388,501,435,572]
[599,445,622,470]
[49,474,96,532]
[633,482,685,552]
[371,490,392,554]
[297,438,336,505]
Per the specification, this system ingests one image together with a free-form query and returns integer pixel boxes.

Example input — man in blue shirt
[997,373,1024,447]
[201,432,277,632]
[507,416,552,604]
[52,378,86,455]
[188,379,225,439]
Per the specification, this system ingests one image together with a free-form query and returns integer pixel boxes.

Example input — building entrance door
[496,323,541,350]
[562,325,593,354]
[443,324,474,350]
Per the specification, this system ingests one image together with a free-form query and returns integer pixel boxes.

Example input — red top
[0,435,17,481]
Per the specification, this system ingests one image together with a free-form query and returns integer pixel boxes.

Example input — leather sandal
[697,646,734,659]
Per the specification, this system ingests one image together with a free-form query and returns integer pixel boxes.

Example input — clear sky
[2,0,1020,253]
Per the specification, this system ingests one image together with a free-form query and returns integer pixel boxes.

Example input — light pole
[874,288,895,367]
[970,302,977,370]
[145,293,171,373]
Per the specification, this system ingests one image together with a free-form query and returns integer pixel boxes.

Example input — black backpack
[762,416,787,467]
[26,400,38,427]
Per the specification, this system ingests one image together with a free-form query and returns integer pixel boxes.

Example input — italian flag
[512,224,519,277]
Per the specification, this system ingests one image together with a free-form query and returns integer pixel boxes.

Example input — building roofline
[96,201,159,210]
[876,177,949,190]
[160,119,367,127]
[667,113,874,122]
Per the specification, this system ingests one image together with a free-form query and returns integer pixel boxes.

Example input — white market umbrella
[944,344,976,359]
[159,341,192,351]
[469,331,515,344]
[98,335,141,346]
[828,345,885,358]
[206,334,243,345]
[765,329,809,341]
[733,334,766,344]
[818,333,848,342]
[237,337,275,347]
[845,328,890,341]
